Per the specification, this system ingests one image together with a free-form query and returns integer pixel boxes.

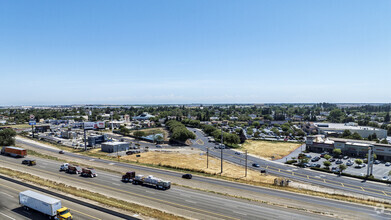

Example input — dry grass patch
[241,140,301,160]
[122,151,275,184]
[2,124,31,129]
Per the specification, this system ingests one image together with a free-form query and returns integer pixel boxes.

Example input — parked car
[310,163,321,168]
[374,160,381,164]
[382,176,389,181]
[331,167,340,172]
[355,164,366,168]
[346,160,354,166]
[22,160,36,166]
[385,162,391,166]
[343,156,349,160]
[305,154,312,158]
[182,174,192,179]
[252,163,260,168]
[311,157,320,162]
[320,152,329,158]
[329,158,336,162]
[335,160,343,164]
[303,163,311,168]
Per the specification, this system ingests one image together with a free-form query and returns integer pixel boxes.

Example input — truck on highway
[81,168,97,178]
[1,146,27,158]
[19,190,73,220]
[65,164,82,174]
[122,171,136,182]
[133,175,171,190]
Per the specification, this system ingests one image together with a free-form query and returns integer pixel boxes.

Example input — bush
[285,160,297,165]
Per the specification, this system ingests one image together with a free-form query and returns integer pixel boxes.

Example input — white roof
[102,141,128,145]
[20,190,60,205]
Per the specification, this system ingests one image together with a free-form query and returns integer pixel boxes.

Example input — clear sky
[0,0,390,105]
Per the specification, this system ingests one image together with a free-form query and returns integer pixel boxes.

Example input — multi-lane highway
[1,154,335,220]
[13,136,391,219]
[187,127,391,201]
[0,174,134,220]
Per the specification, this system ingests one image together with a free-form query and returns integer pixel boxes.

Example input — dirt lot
[240,140,301,160]
[122,151,275,184]
[131,127,170,141]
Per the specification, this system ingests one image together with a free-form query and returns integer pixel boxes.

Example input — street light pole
[245,150,248,177]
[221,127,223,174]
[207,147,209,169]
[83,123,87,151]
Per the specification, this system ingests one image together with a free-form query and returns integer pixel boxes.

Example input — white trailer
[133,175,171,190]
[19,190,72,219]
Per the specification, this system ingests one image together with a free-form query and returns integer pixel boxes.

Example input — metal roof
[5,146,25,150]
[20,190,60,205]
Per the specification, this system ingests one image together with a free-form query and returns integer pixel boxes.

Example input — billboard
[94,121,105,129]
[83,122,95,130]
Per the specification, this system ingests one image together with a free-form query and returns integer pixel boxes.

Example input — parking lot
[302,152,391,180]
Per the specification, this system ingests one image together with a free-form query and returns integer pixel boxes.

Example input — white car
[382,176,389,181]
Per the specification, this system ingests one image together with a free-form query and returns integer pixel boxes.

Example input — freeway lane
[0,175,132,220]
[188,127,391,201]
[0,155,335,220]
[14,137,391,219]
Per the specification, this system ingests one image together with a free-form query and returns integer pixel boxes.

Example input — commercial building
[314,123,387,139]
[87,134,109,147]
[101,142,130,153]
[35,125,51,133]
[133,112,155,120]
[306,135,391,161]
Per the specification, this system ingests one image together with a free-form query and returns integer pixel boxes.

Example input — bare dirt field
[240,140,301,160]
[121,151,275,184]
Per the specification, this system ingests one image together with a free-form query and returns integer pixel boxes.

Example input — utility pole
[221,127,223,174]
[367,145,374,177]
[207,147,209,169]
[245,150,248,177]
[83,123,87,151]
[31,124,34,138]
[110,111,114,131]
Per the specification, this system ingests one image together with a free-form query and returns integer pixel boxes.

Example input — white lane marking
[111,183,120,186]
[0,192,14,198]
[0,212,16,220]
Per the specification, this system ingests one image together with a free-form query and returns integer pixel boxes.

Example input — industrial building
[101,142,130,153]
[306,135,391,161]
[314,122,387,139]
[35,124,51,133]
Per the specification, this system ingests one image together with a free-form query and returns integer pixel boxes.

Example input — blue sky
[0,0,390,105]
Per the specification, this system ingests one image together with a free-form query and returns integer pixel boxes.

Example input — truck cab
[60,163,69,171]
[57,207,73,220]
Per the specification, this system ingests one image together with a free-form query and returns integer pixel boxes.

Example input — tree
[341,129,351,138]
[120,126,130,135]
[323,161,331,169]
[133,131,146,138]
[252,121,260,127]
[328,109,344,123]
[298,153,309,165]
[365,153,377,160]
[324,154,331,160]
[380,139,389,144]
[339,164,347,173]
[351,132,362,140]
[355,159,363,165]
[0,128,16,146]
[333,148,342,157]
[385,112,390,123]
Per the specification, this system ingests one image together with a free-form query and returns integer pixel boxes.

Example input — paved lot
[303,152,391,179]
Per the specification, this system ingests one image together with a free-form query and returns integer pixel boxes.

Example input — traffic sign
[29,120,36,126]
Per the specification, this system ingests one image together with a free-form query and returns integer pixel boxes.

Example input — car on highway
[382,176,389,181]
[59,150,64,154]
[234,152,241,155]
[252,163,260,168]
[22,159,36,166]
[156,145,162,148]
[182,174,192,179]
[385,162,391,166]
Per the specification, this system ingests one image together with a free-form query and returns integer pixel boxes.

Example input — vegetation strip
[0,166,186,220]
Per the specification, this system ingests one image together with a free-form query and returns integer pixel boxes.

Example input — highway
[187,127,391,201]
[0,174,134,220]
[13,137,391,219]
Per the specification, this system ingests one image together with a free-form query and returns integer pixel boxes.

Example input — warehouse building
[314,122,387,139]
[101,142,130,153]
[88,134,108,147]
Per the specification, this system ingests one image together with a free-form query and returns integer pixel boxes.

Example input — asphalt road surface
[13,137,391,219]
[187,127,391,201]
[0,175,135,220]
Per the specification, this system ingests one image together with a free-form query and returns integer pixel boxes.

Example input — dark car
[252,163,260,168]
[311,157,320,162]
[329,158,336,162]
[182,174,192,179]
[335,160,343,164]
[22,160,36,166]
[59,150,64,154]
[235,152,241,155]
[320,152,329,158]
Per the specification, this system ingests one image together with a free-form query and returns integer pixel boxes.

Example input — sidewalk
[274,144,305,163]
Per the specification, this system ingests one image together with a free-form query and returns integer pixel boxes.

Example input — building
[306,135,391,161]
[314,123,387,139]
[35,125,51,133]
[101,142,130,153]
[133,112,155,120]
[88,134,109,147]
[124,115,130,123]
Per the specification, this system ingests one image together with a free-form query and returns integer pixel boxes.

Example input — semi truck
[122,171,136,182]
[133,175,171,190]
[65,164,82,174]
[1,146,27,157]
[19,190,72,220]
[81,168,97,178]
